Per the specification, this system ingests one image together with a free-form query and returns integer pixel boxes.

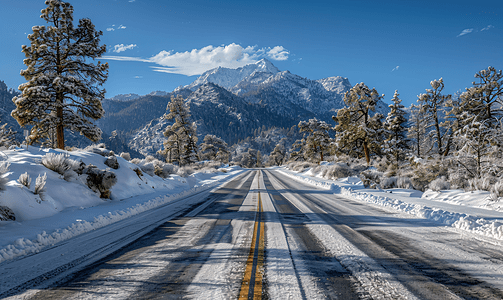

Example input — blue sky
[1,0,502,107]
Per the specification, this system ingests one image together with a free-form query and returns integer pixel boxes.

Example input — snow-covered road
[2,170,503,299]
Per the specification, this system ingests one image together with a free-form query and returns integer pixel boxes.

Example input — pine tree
[256,150,263,168]
[417,78,451,156]
[334,82,384,165]
[160,95,199,166]
[11,0,108,149]
[384,90,409,165]
[240,148,258,168]
[0,123,16,148]
[407,103,430,158]
[297,118,333,163]
[269,139,286,166]
[452,67,503,176]
[200,134,229,163]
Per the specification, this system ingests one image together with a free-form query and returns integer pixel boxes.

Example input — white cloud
[103,43,290,76]
[267,46,289,61]
[392,66,399,72]
[106,25,126,32]
[481,25,494,31]
[112,44,137,53]
[457,28,474,37]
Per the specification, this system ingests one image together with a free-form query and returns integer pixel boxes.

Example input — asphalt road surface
[2,169,503,299]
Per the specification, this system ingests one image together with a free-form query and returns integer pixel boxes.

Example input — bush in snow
[397,176,414,189]
[120,152,131,161]
[177,166,195,177]
[360,169,383,189]
[41,153,70,175]
[467,176,496,192]
[155,163,177,178]
[84,144,114,157]
[133,167,143,178]
[0,161,10,191]
[411,158,449,191]
[428,176,450,191]
[286,161,318,172]
[34,173,47,196]
[490,180,503,201]
[321,163,354,180]
[18,172,31,189]
[41,153,83,180]
[84,165,117,199]
[130,156,178,178]
[131,158,154,177]
[380,176,398,189]
[190,161,224,174]
[104,156,119,169]
[0,206,15,221]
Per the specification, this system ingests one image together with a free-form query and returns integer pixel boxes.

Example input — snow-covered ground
[0,146,244,263]
[278,165,503,242]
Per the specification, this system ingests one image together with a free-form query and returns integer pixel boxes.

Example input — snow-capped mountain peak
[316,76,352,94]
[181,58,280,91]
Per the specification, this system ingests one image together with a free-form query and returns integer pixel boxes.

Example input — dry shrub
[321,163,354,180]
[397,176,414,189]
[84,165,117,199]
[428,176,450,191]
[0,161,10,191]
[360,169,384,189]
[380,176,398,189]
[286,161,317,172]
[490,180,503,201]
[120,152,131,161]
[18,172,31,189]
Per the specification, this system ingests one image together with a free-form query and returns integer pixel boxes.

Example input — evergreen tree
[200,134,229,163]
[11,0,108,149]
[407,103,430,158]
[452,67,503,176]
[256,150,263,167]
[384,91,409,165]
[0,123,16,148]
[160,95,199,166]
[297,118,333,163]
[240,148,258,168]
[269,139,287,166]
[417,78,452,156]
[334,82,384,165]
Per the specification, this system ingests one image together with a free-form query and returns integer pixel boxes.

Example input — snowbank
[278,168,503,241]
[0,146,244,263]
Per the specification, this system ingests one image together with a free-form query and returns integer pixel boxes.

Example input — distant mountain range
[1,59,390,158]
[99,58,391,157]
[99,59,394,157]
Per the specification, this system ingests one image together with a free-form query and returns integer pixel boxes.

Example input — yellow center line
[239,172,265,299]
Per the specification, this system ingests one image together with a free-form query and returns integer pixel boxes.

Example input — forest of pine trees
[288,66,503,196]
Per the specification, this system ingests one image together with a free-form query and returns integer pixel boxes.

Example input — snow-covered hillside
[0,145,243,262]
[175,58,366,119]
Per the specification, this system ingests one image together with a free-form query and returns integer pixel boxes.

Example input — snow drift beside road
[0,146,243,263]
[278,167,503,241]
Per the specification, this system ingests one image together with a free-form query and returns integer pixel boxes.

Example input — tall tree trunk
[319,145,324,163]
[56,93,65,149]
[363,140,370,165]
